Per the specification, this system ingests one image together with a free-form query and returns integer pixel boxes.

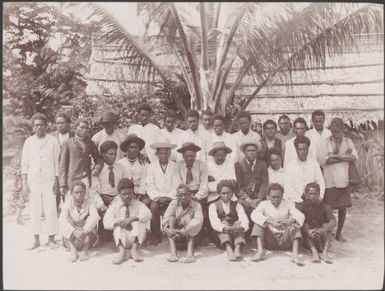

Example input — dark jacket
[259,138,282,164]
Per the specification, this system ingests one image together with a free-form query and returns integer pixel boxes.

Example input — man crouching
[163,184,204,263]
[103,178,152,265]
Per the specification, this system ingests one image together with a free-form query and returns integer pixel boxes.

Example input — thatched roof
[86,33,384,124]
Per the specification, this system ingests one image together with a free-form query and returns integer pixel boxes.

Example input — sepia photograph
[2,2,384,290]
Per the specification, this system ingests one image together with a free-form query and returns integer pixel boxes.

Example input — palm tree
[88,2,383,121]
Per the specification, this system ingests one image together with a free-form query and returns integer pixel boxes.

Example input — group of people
[21,104,358,266]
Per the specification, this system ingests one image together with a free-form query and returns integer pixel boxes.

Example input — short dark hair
[263,119,277,130]
[294,136,311,148]
[31,113,47,125]
[237,111,251,121]
[70,180,86,192]
[55,112,71,123]
[304,182,320,194]
[267,148,282,162]
[217,179,236,193]
[212,114,225,123]
[278,114,290,123]
[311,110,325,121]
[176,184,191,194]
[267,183,284,195]
[100,140,118,154]
[117,178,135,192]
[73,118,89,128]
[138,103,152,114]
[164,109,177,119]
[201,110,213,118]
[293,117,308,130]
[186,109,200,119]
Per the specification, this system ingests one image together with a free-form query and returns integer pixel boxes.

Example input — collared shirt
[127,123,161,163]
[177,129,208,162]
[207,132,238,163]
[162,199,203,237]
[207,160,236,194]
[103,196,152,230]
[208,200,249,233]
[145,160,179,199]
[58,132,70,147]
[268,167,285,188]
[117,157,148,194]
[92,162,128,208]
[160,127,185,162]
[59,136,103,188]
[284,158,325,204]
[275,130,295,148]
[283,137,317,168]
[319,136,358,188]
[251,199,305,234]
[176,160,208,200]
[59,196,100,239]
[305,128,332,162]
[21,134,60,183]
[92,129,127,160]
[233,129,262,162]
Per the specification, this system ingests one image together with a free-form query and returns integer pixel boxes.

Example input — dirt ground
[3,191,384,290]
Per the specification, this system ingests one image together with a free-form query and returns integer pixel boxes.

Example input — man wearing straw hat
[144,140,179,245]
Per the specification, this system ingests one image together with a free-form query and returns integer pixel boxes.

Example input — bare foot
[321,253,333,264]
[180,256,196,264]
[311,254,321,263]
[227,252,237,262]
[130,248,144,262]
[251,252,264,262]
[27,241,40,251]
[335,235,347,242]
[112,253,125,265]
[68,253,78,263]
[167,255,179,262]
[79,252,90,261]
[48,241,59,250]
[234,249,243,261]
[291,256,305,266]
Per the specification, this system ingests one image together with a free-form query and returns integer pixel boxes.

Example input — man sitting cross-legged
[209,180,249,261]
[163,184,204,263]
[103,178,152,265]
[297,182,336,264]
[59,180,99,263]
[250,183,305,266]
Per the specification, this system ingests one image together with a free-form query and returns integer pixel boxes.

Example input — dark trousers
[140,195,171,238]
[98,194,115,243]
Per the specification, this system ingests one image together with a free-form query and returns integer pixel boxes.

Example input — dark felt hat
[177,142,201,153]
[101,111,118,123]
[120,134,145,152]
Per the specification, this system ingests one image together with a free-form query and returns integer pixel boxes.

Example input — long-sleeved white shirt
[207,132,238,163]
[207,160,236,201]
[175,160,208,200]
[59,196,100,239]
[177,129,208,162]
[305,128,332,163]
[283,137,317,168]
[145,160,179,199]
[209,200,249,233]
[21,134,60,183]
[117,158,148,194]
[127,123,161,163]
[103,196,152,230]
[284,158,325,204]
[268,167,285,188]
[160,127,185,162]
[92,128,127,160]
[251,199,305,234]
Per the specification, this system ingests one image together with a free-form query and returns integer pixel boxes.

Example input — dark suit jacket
[234,158,269,200]
[59,136,103,188]
[259,138,282,164]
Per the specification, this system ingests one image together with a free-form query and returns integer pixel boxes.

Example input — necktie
[186,165,193,185]
[249,161,254,171]
[108,166,115,187]
[125,205,130,218]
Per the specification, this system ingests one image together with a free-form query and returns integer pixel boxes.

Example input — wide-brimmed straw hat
[120,134,145,152]
[177,142,201,154]
[208,141,232,156]
[150,141,177,150]
[239,139,262,153]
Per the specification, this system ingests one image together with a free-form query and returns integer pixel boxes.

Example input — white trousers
[28,181,58,236]
[113,222,147,248]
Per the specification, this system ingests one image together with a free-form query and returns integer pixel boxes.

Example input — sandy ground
[3,192,384,290]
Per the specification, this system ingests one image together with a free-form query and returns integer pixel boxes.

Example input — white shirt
[58,132,70,146]
[145,160,179,199]
[160,127,185,162]
[21,134,60,183]
[284,158,325,204]
[207,160,236,202]
[198,125,213,139]
[233,129,262,162]
[268,167,285,188]
[175,160,208,200]
[305,128,332,162]
[283,137,317,168]
[319,137,358,188]
[92,129,127,160]
[127,123,161,163]
[177,129,208,162]
[251,199,305,234]
[117,158,148,194]
[208,200,249,233]
[207,132,238,163]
